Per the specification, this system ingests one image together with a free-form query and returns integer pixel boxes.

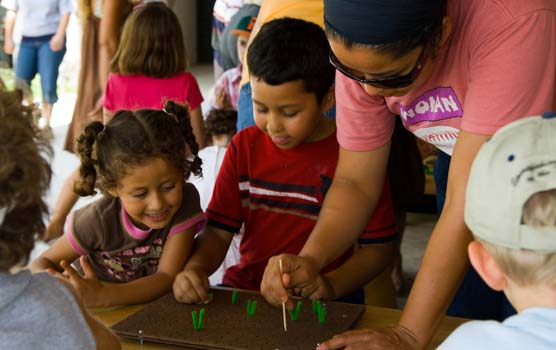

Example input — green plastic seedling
[232,290,239,304]
[288,301,303,321]
[191,309,206,330]
[246,300,257,316]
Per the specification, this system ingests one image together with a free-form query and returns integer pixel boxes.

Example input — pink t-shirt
[103,72,204,113]
[336,0,556,155]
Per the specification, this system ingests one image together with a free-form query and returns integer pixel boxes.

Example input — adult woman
[261,0,556,349]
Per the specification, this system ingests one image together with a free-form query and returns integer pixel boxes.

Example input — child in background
[173,18,397,305]
[189,108,239,286]
[439,113,556,349]
[31,101,206,308]
[45,2,205,241]
[0,88,120,349]
[190,108,237,210]
[207,15,256,113]
[2,0,72,133]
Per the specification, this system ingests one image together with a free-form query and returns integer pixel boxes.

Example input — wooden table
[93,302,467,350]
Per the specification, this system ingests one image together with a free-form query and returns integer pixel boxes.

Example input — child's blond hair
[480,189,556,288]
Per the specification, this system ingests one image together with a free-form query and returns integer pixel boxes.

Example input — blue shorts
[15,34,66,104]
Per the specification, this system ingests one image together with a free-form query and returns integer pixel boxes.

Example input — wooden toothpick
[279,259,287,332]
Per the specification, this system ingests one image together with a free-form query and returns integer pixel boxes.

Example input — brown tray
[112,287,365,350]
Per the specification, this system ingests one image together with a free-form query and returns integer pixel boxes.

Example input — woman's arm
[398,131,490,346]
[49,12,70,51]
[261,143,391,307]
[98,0,129,90]
[3,9,16,54]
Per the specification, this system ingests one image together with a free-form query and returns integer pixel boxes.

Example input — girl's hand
[49,33,65,52]
[215,88,232,110]
[59,257,105,308]
[173,268,210,304]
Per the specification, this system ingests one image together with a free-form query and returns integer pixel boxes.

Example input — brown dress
[63,14,103,152]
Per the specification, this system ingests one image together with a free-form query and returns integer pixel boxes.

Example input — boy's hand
[215,88,232,110]
[173,268,210,304]
[57,256,105,308]
[49,33,65,52]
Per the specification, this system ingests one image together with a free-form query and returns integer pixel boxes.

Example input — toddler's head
[465,113,556,290]
[232,15,257,66]
[111,2,186,78]
[205,109,237,148]
[0,89,52,270]
[74,101,202,229]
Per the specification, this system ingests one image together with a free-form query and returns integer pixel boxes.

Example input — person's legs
[434,151,515,320]
[37,38,66,129]
[14,40,38,105]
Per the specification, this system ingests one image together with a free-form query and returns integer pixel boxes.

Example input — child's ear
[319,86,335,115]
[468,241,507,292]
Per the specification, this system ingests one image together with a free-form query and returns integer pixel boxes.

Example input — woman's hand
[316,325,421,350]
[261,253,321,308]
[49,33,65,51]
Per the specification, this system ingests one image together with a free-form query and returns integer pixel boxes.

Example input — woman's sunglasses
[329,46,427,89]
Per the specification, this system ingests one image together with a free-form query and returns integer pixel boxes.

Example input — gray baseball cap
[465,112,556,252]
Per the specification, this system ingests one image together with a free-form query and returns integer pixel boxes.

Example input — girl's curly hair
[74,101,202,196]
[0,89,52,270]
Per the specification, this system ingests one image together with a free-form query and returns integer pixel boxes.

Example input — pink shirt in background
[336,0,556,155]
[103,72,204,113]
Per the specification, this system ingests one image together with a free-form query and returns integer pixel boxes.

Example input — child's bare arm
[307,242,395,300]
[173,225,234,303]
[29,234,80,272]
[189,106,205,148]
[83,227,196,307]
[102,108,114,124]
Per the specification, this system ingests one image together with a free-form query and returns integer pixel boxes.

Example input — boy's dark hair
[0,89,52,270]
[74,101,202,196]
[205,109,237,138]
[110,2,187,78]
[247,18,334,104]
[325,1,447,59]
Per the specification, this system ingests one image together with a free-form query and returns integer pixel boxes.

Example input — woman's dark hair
[74,101,202,196]
[110,2,187,77]
[205,109,237,138]
[325,1,447,59]
[247,18,335,104]
[0,89,52,270]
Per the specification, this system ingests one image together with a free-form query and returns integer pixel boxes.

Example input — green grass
[0,66,77,100]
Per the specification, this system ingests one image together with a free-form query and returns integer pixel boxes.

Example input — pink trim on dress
[65,213,87,255]
[121,205,152,240]
[168,213,207,237]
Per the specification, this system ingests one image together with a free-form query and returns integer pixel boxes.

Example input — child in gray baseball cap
[439,112,556,349]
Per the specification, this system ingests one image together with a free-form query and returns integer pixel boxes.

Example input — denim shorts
[15,34,66,104]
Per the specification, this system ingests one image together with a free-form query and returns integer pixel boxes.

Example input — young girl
[31,101,206,308]
[45,2,204,241]
[0,88,120,349]
[103,1,204,143]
